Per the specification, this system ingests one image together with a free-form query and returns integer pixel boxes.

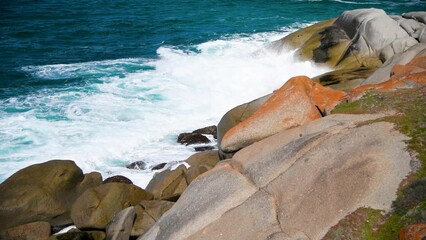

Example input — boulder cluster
[0,8,425,240]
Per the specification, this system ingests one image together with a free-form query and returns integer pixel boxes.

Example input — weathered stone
[138,162,258,240]
[187,191,281,240]
[296,25,352,67]
[177,133,210,145]
[0,160,102,230]
[312,67,376,90]
[131,200,175,236]
[216,93,271,153]
[350,56,426,99]
[362,42,426,85]
[272,18,336,50]
[138,112,412,240]
[145,165,188,200]
[403,11,426,25]
[192,125,217,139]
[399,224,426,240]
[0,221,50,240]
[185,150,220,169]
[220,76,346,153]
[71,183,152,229]
[103,175,133,185]
[126,161,147,170]
[185,165,211,184]
[106,207,136,240]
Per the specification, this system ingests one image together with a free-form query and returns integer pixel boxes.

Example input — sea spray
[0,30,330,187]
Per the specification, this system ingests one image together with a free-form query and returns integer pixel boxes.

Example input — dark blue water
[0,0,424,185]
[1,0,424,94]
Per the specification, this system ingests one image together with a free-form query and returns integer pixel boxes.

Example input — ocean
[1,0,424,187]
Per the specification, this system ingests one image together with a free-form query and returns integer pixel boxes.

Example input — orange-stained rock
[399,224,426,240]
[350,56,426,100]
[220,76,347,153]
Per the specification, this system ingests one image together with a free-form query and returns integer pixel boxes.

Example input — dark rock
[194,146,215,152]
[0,160,102,230]
[50,231,105,240]
[103,175,133,185]
[152,163,167,170]
[106,207,136,240]
[177,133,210,145]
[52,223,74,234]
[0,221,51,240]
[126,161,147,170]
[192,125,218,139]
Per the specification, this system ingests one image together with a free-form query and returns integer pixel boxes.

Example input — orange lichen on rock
[399,224,426,240]
[350,56,426,100]
[220,76,347,153]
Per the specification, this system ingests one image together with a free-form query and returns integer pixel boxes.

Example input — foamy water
[0,28,330,187]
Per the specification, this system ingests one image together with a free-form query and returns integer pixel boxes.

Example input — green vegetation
[332,86,426,239]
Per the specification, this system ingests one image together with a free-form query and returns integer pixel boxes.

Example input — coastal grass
[331,86,426,239]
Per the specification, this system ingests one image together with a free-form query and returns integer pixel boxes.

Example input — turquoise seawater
[1,0,425,186]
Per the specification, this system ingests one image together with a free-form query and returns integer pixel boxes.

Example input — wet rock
[192,125,217,139]
[0,221,50,240]
[312,67,377,91]
[194,146,215,152]
[126,161,147,170]
[71,183,152,229]
[106,207,136,240]
[151,163,167,170]
[103,175,133,185]
[0,160,102,230]
[177,133,210,145]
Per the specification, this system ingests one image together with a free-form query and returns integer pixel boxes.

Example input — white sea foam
[1,27,330,188]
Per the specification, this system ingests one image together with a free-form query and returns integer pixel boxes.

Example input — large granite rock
[362,42,426,85]
[220,76,346,153]
[71,183,152,229]
[276,9,425,69]
[138,113,412,240]
[0,160,102,230]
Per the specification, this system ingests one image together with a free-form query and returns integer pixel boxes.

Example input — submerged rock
[177,133,210,145]
[0,160,102,230]
[126,161,147,170]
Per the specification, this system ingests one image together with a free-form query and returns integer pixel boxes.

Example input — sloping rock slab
[139,113,412,240]
[220,76,346,153]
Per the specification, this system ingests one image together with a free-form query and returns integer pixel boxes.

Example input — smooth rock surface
[145,165,188,200]
[139,113,412,240]
[131,200,174,237]
[106,207,136,240]
[220,76,346,153]
[0,160,102,230]
[71,183,152,229]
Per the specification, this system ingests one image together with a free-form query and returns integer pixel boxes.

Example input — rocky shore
[1,8,426,240]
